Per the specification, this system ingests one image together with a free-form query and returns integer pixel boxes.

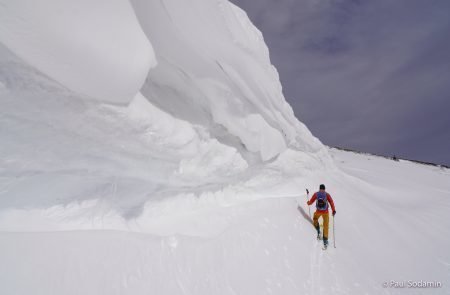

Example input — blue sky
[232,0,450,166]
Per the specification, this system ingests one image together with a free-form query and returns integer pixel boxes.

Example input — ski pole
[333,215,336,248]
[306,189,311,219]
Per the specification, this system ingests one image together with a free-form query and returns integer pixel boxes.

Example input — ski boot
[323,237,329,249]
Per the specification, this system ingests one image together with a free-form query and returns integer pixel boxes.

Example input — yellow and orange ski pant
[313,211,329,240]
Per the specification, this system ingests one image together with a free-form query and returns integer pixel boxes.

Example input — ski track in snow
[1,167,450,295]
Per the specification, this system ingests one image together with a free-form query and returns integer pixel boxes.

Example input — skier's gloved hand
[332,210,336,216]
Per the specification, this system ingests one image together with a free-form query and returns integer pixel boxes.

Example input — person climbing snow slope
[307,184,336,248]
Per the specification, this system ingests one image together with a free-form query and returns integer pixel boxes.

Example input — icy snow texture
[0,0,155,103]
[131,0,323,160]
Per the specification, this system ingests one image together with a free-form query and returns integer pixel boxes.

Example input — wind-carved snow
[0,0,325,161]
[131,0,324,161]
[0,0,155,103]
[3,1,448,295]
[117,93,249,180]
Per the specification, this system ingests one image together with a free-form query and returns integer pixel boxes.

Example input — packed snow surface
[1,0,449,294]
[1,146,449,294]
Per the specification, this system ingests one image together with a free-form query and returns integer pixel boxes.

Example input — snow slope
[1,149,449,294]
[1,0,450,294]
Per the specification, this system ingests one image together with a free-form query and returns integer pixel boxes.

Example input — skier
[307,184,336,248]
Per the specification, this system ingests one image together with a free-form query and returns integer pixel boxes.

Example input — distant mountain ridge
[333,146,450,169]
